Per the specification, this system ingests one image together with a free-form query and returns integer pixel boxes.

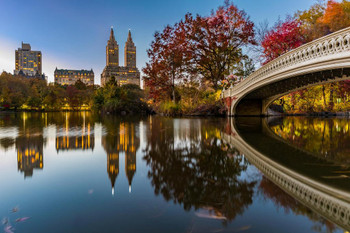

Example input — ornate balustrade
[222,27,350,99]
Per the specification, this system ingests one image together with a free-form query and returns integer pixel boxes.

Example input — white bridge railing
[222,27,350,98]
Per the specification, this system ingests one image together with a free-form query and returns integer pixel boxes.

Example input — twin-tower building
[100,28,140,86]
[53,27,140,86]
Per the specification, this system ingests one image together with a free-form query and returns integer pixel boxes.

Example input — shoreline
[0,109,92,113]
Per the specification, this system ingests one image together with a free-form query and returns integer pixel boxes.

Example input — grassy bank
[148,87,226,116]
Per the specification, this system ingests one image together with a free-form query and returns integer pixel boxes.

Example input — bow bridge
[222,27,350,116]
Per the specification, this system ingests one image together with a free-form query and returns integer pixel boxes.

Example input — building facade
[54,68,94,86]
[101,28,140,87]
[14,42,43,78]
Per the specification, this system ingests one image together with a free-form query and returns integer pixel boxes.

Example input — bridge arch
[222,27,350,116]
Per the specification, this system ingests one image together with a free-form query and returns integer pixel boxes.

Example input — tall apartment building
[101,28,140,87]
[54,68,94,86]
[14,42,43,77]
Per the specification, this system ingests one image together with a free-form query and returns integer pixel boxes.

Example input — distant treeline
[0,72,150,114]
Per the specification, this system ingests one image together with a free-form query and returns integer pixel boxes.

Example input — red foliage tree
[261,18,306,64]
[143,24,188,102]
[143,1,255,101]
[184,2,255,89]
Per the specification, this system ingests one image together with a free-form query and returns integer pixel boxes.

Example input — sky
[0,0,317,84]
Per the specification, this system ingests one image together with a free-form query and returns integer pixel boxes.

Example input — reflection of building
[14,42,43,79]
[17,141,43,177]
[121,123,137,192]
[102,121,139,195]
[101,28,140,87]
[55,112,95,152]
[15,113,46,178]
[54,68,94,86]
[126,153,136,192]
[107,153,119,195]
[56,133,94,151]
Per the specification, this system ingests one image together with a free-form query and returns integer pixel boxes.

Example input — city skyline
[0,0,316,84]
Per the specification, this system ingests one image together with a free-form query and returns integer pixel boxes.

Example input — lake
[0,112,349,233]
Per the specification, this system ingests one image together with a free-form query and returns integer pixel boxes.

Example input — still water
[0,112,349,233]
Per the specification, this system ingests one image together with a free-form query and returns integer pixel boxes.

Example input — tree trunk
[322,85,327,111]
[172,70,175,104]
[328,83,334,112]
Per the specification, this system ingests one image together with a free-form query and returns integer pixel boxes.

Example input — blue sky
[0,0,317,84]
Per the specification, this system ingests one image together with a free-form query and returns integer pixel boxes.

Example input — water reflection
[223,117,350,231]
[143,117,257,223]
[54,112,95,152]
[270,117,350,164]
[0,113,349,232]
[101,116,140,194]
[259,176,337,232]
[16,113,46,177]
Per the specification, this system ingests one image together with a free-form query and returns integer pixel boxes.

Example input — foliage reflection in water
[0,112,346,232]
[270,117,350,164]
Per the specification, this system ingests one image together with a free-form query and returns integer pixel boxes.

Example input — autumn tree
[261,17,306,64]
[234,55,255,80]
[43,84,65,110]
[318,0,350,33]
[0,72,29,110]
[143,1,256,102]
[26,78,48,110]
[184,2,255,89]
[143,24,188,102]
[296,0,326,41]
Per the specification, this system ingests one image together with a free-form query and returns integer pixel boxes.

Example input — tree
[66,86,80,110]
[318,0,350,33]
[27,78,48,110]
[296,0,326,41]
[261,17,306,64]
[234,55,255,79]
[92,80,149,114]
[143,24,188,102]
[143,0,256,101]
[74,79,87,90]
[0,73,29,110]
[42,84,65,110]
[184,1,256,89]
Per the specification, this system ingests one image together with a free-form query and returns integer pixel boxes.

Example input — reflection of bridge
[222,27,350,116]
[222,118,350,230]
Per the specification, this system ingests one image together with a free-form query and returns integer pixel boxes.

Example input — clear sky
[0,0,317,84]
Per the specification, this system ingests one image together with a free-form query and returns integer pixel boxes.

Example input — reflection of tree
[101,116,140,194]
[259,176,337,233]
[0,138,15,151]
[270,117,350,164]
[143,117,256,223]
[0,114,19,151]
